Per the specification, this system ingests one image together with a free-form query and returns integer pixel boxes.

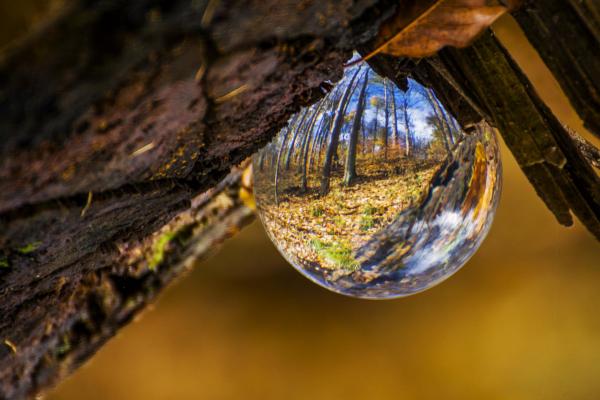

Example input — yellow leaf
[239,164,256,211]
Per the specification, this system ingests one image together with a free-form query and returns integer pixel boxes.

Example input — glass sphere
[252,61,502,299]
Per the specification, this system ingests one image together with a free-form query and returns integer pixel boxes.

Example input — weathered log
[0,1,401,398]
[430,31,600,239]
[363,32,600,240]
[512,0,600,137]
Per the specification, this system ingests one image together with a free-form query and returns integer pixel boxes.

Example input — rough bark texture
[320,66,361,195]
[1,1,599,399]
[0,1,400,398]
[364,28,600,240]
[344,70,369,185]
[434,31,600,240]
[512,0,600,137]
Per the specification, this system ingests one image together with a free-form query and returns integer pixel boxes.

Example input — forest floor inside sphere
[259,151,443,275]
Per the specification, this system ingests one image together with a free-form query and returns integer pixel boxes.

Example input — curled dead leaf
[353,0,520,64]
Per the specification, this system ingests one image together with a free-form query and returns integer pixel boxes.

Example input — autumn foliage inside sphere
[253,61,502,299]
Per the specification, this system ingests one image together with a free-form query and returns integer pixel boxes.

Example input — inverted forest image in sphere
[253,61,501,298]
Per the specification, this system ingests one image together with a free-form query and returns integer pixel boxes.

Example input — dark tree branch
[431,31,600,239]
[567,128,600,169]
[365,31,600,240]
[0,1,400,398]
[512,0,600,138]
[361,1,600,231]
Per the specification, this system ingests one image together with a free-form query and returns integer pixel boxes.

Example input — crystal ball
[252,61,502,299]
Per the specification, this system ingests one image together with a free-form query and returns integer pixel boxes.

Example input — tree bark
[274,128,290,206]
[512,0,600,137]
[284,108,310,171]
[389,80,400,146]
[383,78,389,159]
[424,87,452,154]
[344,70,369,186]
[1,1,599,398]
[320,67,361,196]
[307,116,326,172]
[0,1,399,398]
[401,89,412,157]
[313,115,332,171]
[430,31,600,239]
[301,101,326,192]
[372,101,380,153]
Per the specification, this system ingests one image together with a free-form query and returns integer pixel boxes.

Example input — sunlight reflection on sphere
[252,61,502,299]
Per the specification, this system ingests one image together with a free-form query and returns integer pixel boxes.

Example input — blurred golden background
[2,8,599,400]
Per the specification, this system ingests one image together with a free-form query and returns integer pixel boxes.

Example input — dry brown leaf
[359,0,519,62]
